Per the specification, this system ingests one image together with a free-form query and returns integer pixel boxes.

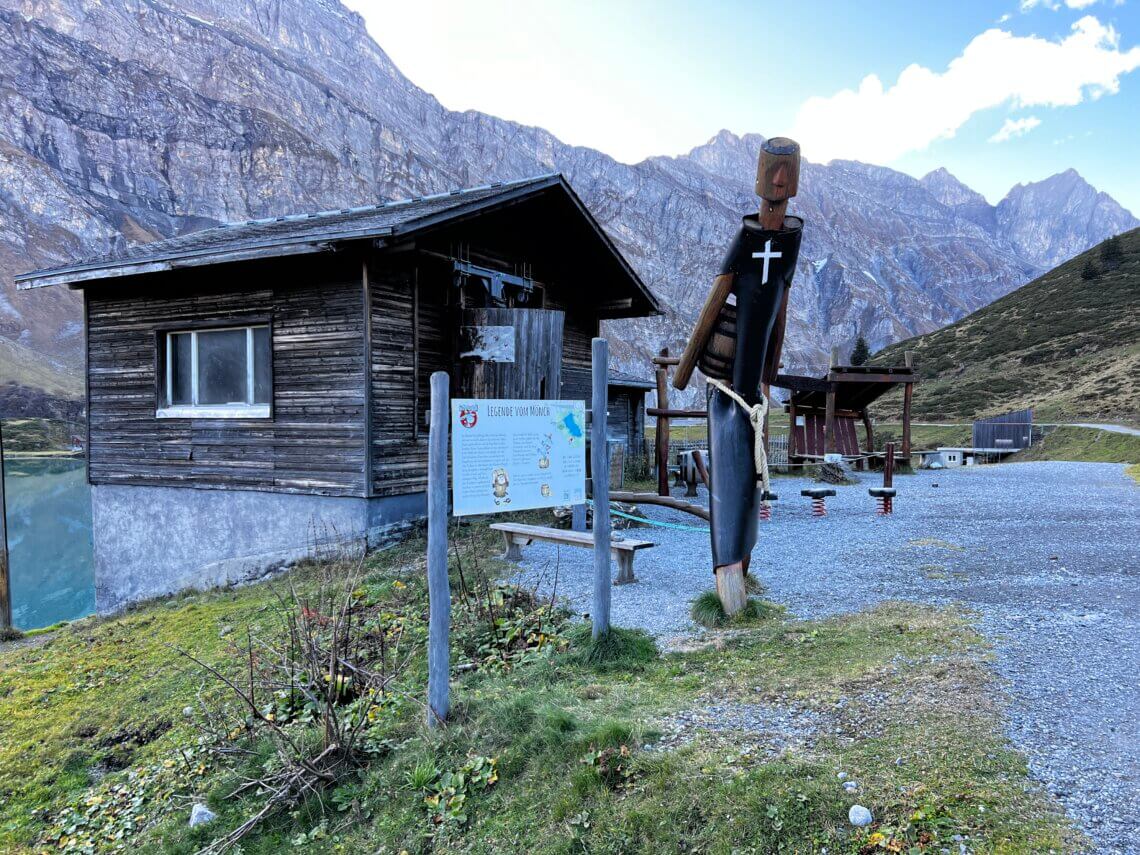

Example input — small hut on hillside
[16,174,659,612]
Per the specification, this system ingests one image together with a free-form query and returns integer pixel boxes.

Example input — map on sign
[451,398,586,516]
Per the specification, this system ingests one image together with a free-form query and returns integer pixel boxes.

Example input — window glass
[197,328,248,405]
[169,332,193,405]
[253,326,271,404]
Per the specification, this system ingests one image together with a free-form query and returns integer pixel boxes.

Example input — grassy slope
[0,337,83,399]
[0,528,1080,853]
[1011,426,1140,464]
[874,229,1140,424]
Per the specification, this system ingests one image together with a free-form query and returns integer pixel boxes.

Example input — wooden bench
[490,522,654,585]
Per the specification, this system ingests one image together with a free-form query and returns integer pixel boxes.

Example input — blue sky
[345,0,1140,212]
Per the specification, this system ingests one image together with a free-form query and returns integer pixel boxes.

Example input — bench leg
[613,550,637,585]
[684,473,698,498]
[501,533,524,562]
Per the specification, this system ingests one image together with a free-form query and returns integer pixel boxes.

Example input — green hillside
[875,228,1139,424]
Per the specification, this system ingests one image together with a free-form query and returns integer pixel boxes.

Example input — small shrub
[0,626,24,642]
[690,591,784,628]
[568,624,657,671]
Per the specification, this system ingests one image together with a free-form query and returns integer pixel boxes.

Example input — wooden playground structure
[646,346,917,495]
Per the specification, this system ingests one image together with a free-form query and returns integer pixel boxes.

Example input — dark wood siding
[547,296,597,402]
[85,255,368,496]
[369,260,447,497]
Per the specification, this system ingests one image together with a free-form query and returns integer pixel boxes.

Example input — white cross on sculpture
[751,239,782,284]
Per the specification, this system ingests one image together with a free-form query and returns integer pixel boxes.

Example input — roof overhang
[14,174,661,317]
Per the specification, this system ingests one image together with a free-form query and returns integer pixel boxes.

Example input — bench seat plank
[490,521,653,585]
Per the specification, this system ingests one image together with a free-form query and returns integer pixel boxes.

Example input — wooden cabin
[16,175,659,612]
[606,371,653,457]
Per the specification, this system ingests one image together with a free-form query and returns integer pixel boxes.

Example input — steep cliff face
[0,0,1135,403]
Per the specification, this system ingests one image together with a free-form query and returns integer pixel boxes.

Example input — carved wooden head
[755,137,800,202]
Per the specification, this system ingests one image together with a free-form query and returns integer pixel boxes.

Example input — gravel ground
[507,461,1140,854]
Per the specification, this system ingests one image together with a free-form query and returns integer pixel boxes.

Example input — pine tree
[1100,234,1124,270]
[850,335,871,366]
[1081,256,1099,281]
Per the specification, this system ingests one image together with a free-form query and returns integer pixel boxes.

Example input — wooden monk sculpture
[674,137,803,614]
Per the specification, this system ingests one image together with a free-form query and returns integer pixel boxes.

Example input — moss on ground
[0,527,1083,854]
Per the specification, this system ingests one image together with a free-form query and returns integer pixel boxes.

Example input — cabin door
[459,308,564,400]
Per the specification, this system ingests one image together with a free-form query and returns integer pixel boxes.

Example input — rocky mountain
[0,0,1136,410]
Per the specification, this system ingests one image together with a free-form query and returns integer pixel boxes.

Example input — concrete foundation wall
[91,484,426,613]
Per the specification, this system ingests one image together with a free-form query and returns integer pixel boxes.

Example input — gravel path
[507,462,1140,854]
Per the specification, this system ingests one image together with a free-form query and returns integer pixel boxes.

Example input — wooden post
[824,347,839,454]
[426,372,450,727]
[0,420,11,632]
[591,338,612,638]
[861,410,874,471]
[655,347,671,497]
[787,399,798,462]
[571,503,587,532]
[824,386,838,455]
[884,441,895,489]
[901,351,914,458]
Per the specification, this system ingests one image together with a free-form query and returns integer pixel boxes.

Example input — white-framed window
[157,324,271,418]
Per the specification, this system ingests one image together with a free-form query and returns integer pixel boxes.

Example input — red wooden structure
[776,350,916,468]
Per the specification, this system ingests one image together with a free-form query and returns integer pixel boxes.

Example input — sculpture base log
[715,562,748,616]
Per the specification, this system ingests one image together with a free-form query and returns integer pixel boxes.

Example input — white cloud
[989,116,1042,141]
[790,16,1140,164]
[1022,0,1113,10]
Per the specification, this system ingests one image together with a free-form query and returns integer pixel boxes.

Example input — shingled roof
[16,174,660,315]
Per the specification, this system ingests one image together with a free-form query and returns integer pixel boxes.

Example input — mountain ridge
[875,228,1140,423]
[0,0,1136,408]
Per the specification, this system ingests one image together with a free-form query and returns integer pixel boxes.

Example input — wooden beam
[646,407,707,419]
[426,372,450,727]
[787,398,797,461]
[655,347,672,497]
[691,448,710,487]
[901,382,913,457]
[828,371,914,384]
[591,338,613,638]
[610,491,710,521]
[824,383,838,454]
[861,410,875,457]
[774,373,830,393]
[884,441,895,489]
[652,355,680,366]
[673,273,732,390]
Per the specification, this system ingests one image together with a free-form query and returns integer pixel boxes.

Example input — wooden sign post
[426,371,451,726]
[590,337,612,639]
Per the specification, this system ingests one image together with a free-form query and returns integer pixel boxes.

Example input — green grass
[690,590,785,628]
[0,530,1082,854]
[1,418,77,453]
[1127,463,1140,485]
[875,228,1140,424]
[1011,426,1140,464]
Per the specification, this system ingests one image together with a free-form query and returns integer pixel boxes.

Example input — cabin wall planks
[85,255,368,496]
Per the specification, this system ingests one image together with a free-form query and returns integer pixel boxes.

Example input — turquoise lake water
[5,456,94,630]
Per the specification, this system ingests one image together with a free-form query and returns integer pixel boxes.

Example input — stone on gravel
[849,805,873,827]
[189,804,216,827]
[843,780,858,792]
